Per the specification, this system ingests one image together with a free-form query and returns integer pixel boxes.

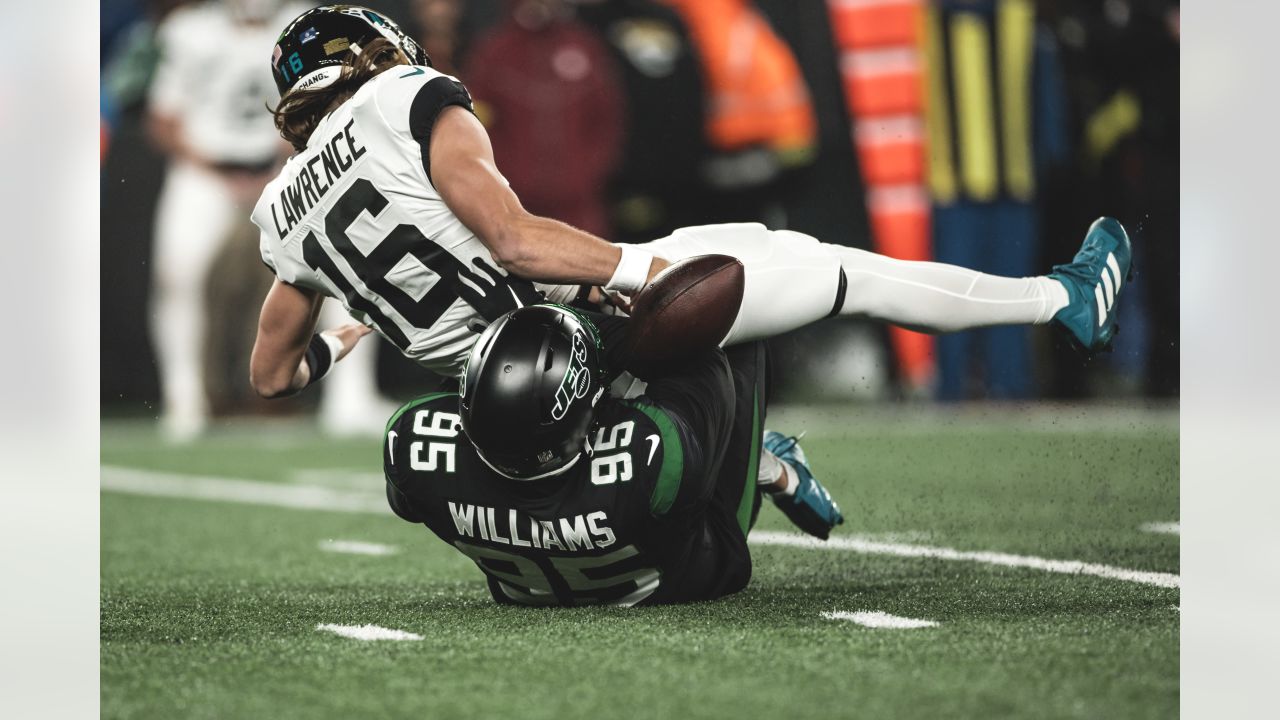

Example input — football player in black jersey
[383,305,843,607]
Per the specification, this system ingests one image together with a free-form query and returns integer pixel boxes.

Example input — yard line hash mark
[102,467,1180,589]
[749,531,1180,589]
[1141,522,1179,535]
[822,611,938,629]
[316,624,422,641]
[102,466,389,514]
[319,539,399,556]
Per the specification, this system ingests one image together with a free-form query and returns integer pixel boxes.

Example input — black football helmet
[271,5,430,96]
[459,305,606,481]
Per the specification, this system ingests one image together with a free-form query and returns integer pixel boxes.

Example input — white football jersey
[150,1,308,164]
[252,66,566,376]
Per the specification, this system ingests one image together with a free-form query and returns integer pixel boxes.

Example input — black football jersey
[383,348,760,607]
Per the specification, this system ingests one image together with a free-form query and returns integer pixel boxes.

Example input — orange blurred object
[828,0,934,389]
[661,0,816,156]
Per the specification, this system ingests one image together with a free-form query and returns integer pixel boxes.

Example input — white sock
[758,450,798,496]
[832,246,1070,332]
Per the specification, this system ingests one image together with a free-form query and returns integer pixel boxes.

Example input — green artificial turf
[101,406,1178,719]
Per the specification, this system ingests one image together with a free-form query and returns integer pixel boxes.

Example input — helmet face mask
[459,306,605,481]
[271,5,430,97]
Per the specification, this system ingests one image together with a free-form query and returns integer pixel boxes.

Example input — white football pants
[151,161,239,439]
[639,223,1065,345]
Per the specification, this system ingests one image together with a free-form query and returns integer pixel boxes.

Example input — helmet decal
[550,333,592,421]
[271,5,431,96]
[458,349,471,399]
[323,38,350,56]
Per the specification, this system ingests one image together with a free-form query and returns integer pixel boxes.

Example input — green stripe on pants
[736,386,760,535]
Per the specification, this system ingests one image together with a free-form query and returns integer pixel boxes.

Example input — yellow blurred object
[472,99,495,128]
[950,12,999,202]
[1086,90,1142,166]
[998,0,1035,201]
[923,0,1038,204]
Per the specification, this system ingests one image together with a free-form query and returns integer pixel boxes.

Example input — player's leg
[673,341,768,603]
[150,162,238,441]
[704,341,843,545]
[641,218,1131,353]
[316,299,397,435]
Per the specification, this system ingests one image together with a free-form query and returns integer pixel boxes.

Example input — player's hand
[600,289,634,316]
[322,323,374,362]
[646,256,671,284]
[453,257,543,319]
[590,255,671,316]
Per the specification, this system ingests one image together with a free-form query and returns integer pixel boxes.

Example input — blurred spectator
[101,0,188,156]
[921,0,1068,400]
[570,0,710,243]
[146,0,306,439]
[464,0,625,238]
[411,0,466,76]
[660,0,817,225]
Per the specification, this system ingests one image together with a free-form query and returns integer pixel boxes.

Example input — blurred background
[99,0,1179,435]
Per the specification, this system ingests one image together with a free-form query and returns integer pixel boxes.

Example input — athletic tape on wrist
[603,245,654,295]
[303,333,344,387]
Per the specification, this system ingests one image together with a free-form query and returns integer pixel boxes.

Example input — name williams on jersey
[269,119,367,240]
[448,502,617,552]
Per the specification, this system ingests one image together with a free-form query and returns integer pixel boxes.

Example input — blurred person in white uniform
[149,0,392,439]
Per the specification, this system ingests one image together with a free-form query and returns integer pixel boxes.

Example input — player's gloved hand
[454,257,544,320]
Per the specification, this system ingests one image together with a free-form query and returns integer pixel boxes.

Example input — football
[623,254,746,377]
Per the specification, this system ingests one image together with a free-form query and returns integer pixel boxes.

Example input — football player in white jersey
[249,6,1131,413]
[149,0,393,441]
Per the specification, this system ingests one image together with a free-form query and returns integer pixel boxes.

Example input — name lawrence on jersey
[268,119,367,239]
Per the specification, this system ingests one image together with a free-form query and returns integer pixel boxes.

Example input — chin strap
[472,443,585,482]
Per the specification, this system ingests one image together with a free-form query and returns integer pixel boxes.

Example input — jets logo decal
[550,333,591,421]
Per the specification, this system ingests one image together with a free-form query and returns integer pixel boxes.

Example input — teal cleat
[763,430,844,540]
[1048,217,1134,354]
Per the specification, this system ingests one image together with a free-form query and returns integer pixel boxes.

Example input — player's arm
[249,279,370,398]
[429,106,669,291]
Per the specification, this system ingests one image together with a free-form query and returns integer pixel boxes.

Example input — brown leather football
[622,254,745,377]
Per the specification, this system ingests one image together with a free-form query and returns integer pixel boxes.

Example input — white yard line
[822,610,938,629]
[316,623,422,641]
[1141,521,1180,535]
[103,466,1179,589]
[319,539,399,556]
[101,466,388,515]
[291,469,387,490]
[750,531,1180,589]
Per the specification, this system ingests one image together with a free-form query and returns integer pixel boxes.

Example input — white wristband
[604,245,654,295]
[319,332,345,362]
